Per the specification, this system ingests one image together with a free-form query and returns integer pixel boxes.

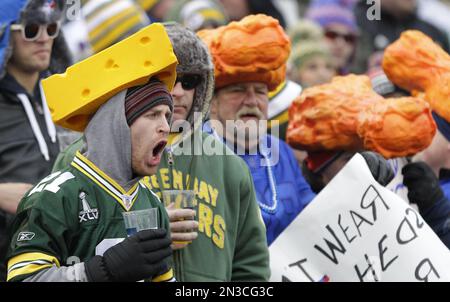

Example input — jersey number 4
[28,171,75,196]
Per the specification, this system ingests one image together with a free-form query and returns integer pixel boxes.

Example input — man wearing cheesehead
[52,22,270,282]
[6,24,177,282]
[199,15,316,245]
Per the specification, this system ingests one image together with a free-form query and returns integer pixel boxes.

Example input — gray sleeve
[22,263,89,282]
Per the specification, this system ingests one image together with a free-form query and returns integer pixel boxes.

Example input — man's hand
[360,151,394,186]
[166,203,198,250]
[85,229,172,282]
[402,161,445,212]
[0,183,33,214]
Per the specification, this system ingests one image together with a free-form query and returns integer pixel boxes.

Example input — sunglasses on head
[324,30,356,44]
[10,22,60,42]
[175,74,202,90]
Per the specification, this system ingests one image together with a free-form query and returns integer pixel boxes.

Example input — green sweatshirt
[52,131,270,282]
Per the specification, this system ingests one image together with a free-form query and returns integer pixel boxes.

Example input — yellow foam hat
[42,23,178,132]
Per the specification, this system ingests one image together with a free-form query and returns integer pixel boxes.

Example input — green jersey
[7,152,173,282]
[52,134,270,282]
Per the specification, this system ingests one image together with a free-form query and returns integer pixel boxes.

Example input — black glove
[402,161,444,212]
[85,228,172,282]
[360,151,394,186]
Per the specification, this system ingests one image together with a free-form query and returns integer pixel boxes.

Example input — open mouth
[152,140,167,157]
[240,114,259,119]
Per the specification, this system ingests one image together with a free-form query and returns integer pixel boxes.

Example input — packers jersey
[7,151,173,282]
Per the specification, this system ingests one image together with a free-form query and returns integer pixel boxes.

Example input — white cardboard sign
[269,154,450,282]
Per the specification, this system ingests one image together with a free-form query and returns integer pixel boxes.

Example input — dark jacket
[0,211,13,281]
[430,168,450,249]
[0,73,60,183]
[0,73,60,281]
[352,1,450,73]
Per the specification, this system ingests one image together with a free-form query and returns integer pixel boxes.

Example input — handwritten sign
[270,154,450,282]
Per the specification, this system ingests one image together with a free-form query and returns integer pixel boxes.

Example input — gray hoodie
[23,90,138,282]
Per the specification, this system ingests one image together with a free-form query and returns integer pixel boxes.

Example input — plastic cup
[162,190,196,244]
[122,208,158,237]
[162,190,196,209]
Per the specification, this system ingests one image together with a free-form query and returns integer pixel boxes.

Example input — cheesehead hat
[42,23,178,131]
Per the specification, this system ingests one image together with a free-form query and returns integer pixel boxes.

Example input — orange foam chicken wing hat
[358,97,436,158]
[383,30,450,123]
[286,75,382,152]
[197,14,290,91]
[287,74,436,158]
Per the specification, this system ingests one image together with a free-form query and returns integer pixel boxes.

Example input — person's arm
[7,192,173,282]
[22,263,89,282]
[360,151,394,186]
[20,229,173,282]
[402,161,450,249]
[0,183,32,214]
[9,227,173,282]
[231,161,270,281]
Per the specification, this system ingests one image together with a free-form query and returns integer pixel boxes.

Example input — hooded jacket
[52,23,270,281]
[0,0,71,281]
[7,90,171,282]
[0,0,71,182]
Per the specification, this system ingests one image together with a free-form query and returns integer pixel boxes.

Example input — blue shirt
[203,122,315,244]
[239,135,315,245]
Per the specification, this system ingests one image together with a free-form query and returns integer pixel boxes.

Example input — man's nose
[171,82,184,98]
[36,27,51,43]
[243,89,258,107]
[160,116,171,134]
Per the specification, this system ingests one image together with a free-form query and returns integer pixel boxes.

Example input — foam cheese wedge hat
[42,23,178,132]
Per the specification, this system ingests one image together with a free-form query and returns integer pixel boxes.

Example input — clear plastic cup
[162,190,196,209]
[162,190,196,244]
[122,208,159,237]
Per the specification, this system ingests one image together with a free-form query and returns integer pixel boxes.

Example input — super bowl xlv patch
[78,191,99,222]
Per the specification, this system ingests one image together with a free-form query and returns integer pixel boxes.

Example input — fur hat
[0,0,71,79]
[163,22,214,127]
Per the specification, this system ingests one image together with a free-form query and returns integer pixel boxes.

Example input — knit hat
[367,68,409,97]
[165,0,228,32]
[288,20,324,47]
[164,22,214,126]
[136,0,162,12]
[290,41,332,70]
[0,0,71,79]
[197,14,290,91]
[305,0,358,34]
[125,79,173,125]
[288,20,333,77]
[82,0,150,54]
